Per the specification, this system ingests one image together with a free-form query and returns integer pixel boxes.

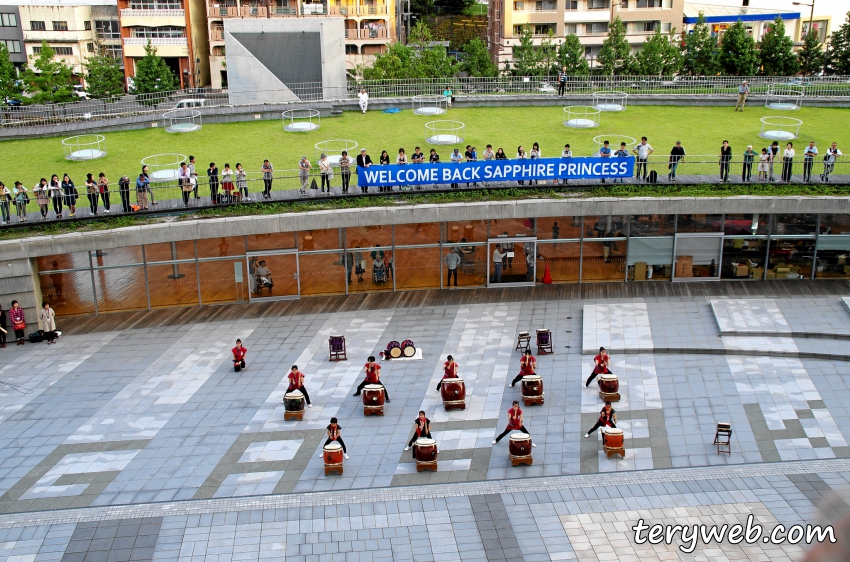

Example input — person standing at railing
[803,141,818,183]
[823,142,842,183]
[768,141,780,181]
[118,175,131,213]
[411,146,425,190]
[379,150,391,192]
[358,88,368,114]
[758,148,770,182]
[142,165,157,206]
[221,163,234,203]
[557,66,567,97]
[632,137,653,183]
[339,151,351,194]
[299,155,311,195]
[719,140,732,183]
[34,178,49,220]
[236,163,249,201]
[668,141,685,182]
[62,174,78,218]
[261,159,273,199]
[0,182,12,225]
[598,140,611,184]
[188,156,199,199]
[742,145,755,183]
[179,162,192,207]
[319,153,332,193]
[734,80,749,112]
[613,142,628,184]
[356,149,372,194]
[207,162,219,203]
[48,175,62,219]
[85,173,99,216]
[135,173,149,210]
[13,182,28,223]
[782,142,795,182]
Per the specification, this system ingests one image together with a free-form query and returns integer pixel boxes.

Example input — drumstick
[0,327,6,334]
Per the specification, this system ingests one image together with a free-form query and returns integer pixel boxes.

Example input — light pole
[793,0,817,76]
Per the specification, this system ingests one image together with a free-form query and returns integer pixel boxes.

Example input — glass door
[487,236,537,287]
[247,250,300,300]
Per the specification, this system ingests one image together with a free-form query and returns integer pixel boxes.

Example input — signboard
[357,157,636,188]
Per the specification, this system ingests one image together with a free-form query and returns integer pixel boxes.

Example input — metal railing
[120,8,186,17]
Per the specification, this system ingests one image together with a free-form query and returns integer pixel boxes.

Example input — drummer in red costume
[585,346,613,387]
[435,354,459,391]
[492,401,537,446]
[510,349,536,387]
[404,410,434,456]
[584,401,617,437]
[319,417,350,459]
[287,365,312,408]
[232,339,248,372]
[352,355,391,402]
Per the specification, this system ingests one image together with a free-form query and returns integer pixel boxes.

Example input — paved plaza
[0,289,849,560]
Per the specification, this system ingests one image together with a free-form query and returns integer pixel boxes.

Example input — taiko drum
[363,384,385,406]
[283,390,304,412]
[509,433,532,457]
[414,438,437,462]
[598,373,619,394]
[324,441,344,465]
[441,377,466,402]
[521,375,543,397]
[602,427,624,449]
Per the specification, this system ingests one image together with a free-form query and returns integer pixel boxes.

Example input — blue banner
[356,156,635,187]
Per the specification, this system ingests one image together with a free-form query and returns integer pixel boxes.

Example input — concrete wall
[0,258,39,331]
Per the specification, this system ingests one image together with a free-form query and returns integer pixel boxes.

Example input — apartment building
[0,0,120,80]
[207,0,394,89]
[702,0,845,43]
[487,0,684,69]
[116,0,209,89]
[682,3,801,43]
[0,6,26,69]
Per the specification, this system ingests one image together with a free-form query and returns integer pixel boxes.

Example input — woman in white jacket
[38,302,57,344]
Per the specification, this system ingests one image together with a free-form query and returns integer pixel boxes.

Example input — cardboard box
[766,270,776,279]
[634,262,647,281]
[751,267,764,279]
[735,264,749,277]
[675,256,693,278]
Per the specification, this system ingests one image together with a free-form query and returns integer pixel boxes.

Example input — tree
[0,43,23,104]
[434,0,474,15]
[826,12,850,75]
[361,22,456,80]
[556,34,589,76]
[459,37,498,77]
[21,41,74,104]
[797,29,823,76]
[539,31,559,76]
[511,28,541,76]
[85,43,125,100]
[758,16,799,76]
[719,20,759,76]
[131,41,176,102]
[597,17,635,75]
[680,13,720,76]
[634,29,682,76]
[362,43,414,80]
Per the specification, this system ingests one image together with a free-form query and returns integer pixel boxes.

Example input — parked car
[73,85,89,100]
[173,98,206,109]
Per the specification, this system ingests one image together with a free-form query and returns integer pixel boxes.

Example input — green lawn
[1,104,847,190]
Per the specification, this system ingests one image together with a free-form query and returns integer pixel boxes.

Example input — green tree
[409,20,456,78]
[797,29,824,76]
[681,13,720,76]
[539,31,558,76]
[758,16,799,76]
[511,27,541,76]
[434,0,474,15]
[0,43,23,104]
[131,41,176,103]
[459,37,498,77]
[556,34,589,76]
[718,20,759,76]
[826,12,850,74]
[362,43,414,80]
[85,43,125,100]
[634,29,682,76]
[597,17,635,75]
[21,41,74,104]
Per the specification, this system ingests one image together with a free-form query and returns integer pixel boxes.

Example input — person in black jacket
[207,162,219,203]
[356,149,372,194]
[719,140,733,183]
[668,141,685,182]
[118,175,131,213]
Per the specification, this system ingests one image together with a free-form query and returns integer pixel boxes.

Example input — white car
[173,98,206,109]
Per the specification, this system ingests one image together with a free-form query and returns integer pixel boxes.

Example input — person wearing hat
[356,148,372,194]
[299,155,311,195]
[735,80,749,112]
[318,153,332,193]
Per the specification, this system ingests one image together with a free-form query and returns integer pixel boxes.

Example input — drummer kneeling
[435,354,459,391]
[319,417,350,460]
[353,356,391,402]
[492,401,537,447]
[404,411,434,456]
[584,401,616,438]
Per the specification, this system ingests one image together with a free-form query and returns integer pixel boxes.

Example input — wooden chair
[516,332,531,352]
[713,422,732,455]
[329,335,347,361]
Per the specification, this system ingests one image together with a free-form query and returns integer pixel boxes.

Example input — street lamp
[792,0,815,41]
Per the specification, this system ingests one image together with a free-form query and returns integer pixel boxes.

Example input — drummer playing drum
[353,355,391,402]
[319,417,350,460]
[232,339,248,372]
[288,365,312,408]
[404,410,434,456]
[510,349,536,387]
[584,401,617,438]
[585,346,613,387]
[492,401,537,447]
[435,354,459,391]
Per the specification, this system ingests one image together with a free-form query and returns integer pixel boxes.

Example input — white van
[173,98,206,109]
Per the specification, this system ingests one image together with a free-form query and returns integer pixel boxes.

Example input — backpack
[648,170,658,184]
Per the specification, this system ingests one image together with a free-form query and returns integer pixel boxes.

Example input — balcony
[210,25,224,41]
[302,2,326,14]
[359,2,388,15]
[123,36,188,57]
[270,5,299,14]
[329,4,356,15]
[208,2,238,17]
[586,0,609,9]
[513,1,558,12]
[345,27,388,39]
[240,5,268,16]
[120,8,187,27]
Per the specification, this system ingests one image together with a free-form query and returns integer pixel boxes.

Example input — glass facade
[34,214,850,315]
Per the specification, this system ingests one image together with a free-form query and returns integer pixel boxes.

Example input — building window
[129,0,183,9]
[30,20,46,31]
[513,1,524,9]
[84,20,91,30]
[55,46,73,55]
[661,22,671,32]
[634,20,659,32]
[32,46,41,54]
[104,45,122,59]
[635,0,662,7]
[52,21,69,31]
[586,22,608,34]
[587,0,608,9]
[514,23,556,35]
[132,26,185,38]
[535,0,556,11]
[87,42,94,52]
[565,23,577,34]
[95,20,120,39]
[3,40,21,53]
[565,0,577,8]
[801,20,828,42]
[0,13,17,27]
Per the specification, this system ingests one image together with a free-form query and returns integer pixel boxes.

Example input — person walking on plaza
[62,174,78,218]
[557,66,568,97]
[735,80,749,111]
[261,159,273,199]
[803,141,818,183]
[339,151,351,194]
[768,141,780,181]
[436,354,459,391]
[782,142,795,182]
[444,247,462,287]
[632,137,653,182]
[492,244,507,283]
[586,346,613,387]
[321,418,349,459]
[299,156,311,195]
[510,349,536,387]
[404,411,433,455]
[719,140,733,183]
[9,300,26,346]
[742,145,756,183]
[232,338,248,372]
[38,301,57,344]
[356,149,372,194]
[492,401,536,446]
[188,155,199,199]
[207,162,219,203]
[236,163,249,201]
[823,142,842,182]
[118,175,131,213]
[358,88,368,114]
[668,141,685,182]
[13,182,28,222]
[34,178,49,220]
[135,173,149,210]
[287,365,313,407]
[319,153,332,193]
[48,175,62,219]
[98,173,110,214]
[353,356,390,402]
[584,401,617,437]
[758,148,770,182]
[179,163,192,207]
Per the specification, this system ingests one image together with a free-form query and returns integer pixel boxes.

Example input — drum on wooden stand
[323,441,344,475]
[602,427,625,459]
[536,328,553,355]
[440,377,466,411]
[363,384,385,416]
[521,375,544,406]
[329,335,347,361]
[283,390,304,421]
[414,437,438,472]
[508,432,533,466]
[401,339,416,357]
[598,373,620,401]
[386,341,402,359]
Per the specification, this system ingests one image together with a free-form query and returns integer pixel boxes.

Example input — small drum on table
[323,441,344,475]
[413,437,438,472]
[362,384,385,416]
[508,432,533,466]
[602,427,625,459]
[386,341,402,359]
[597,373,620,401]
[536,328,553,355]
[521,374,544,406]
[401,339,416,357]
[283,389,304,421]
[440,377,466,411]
